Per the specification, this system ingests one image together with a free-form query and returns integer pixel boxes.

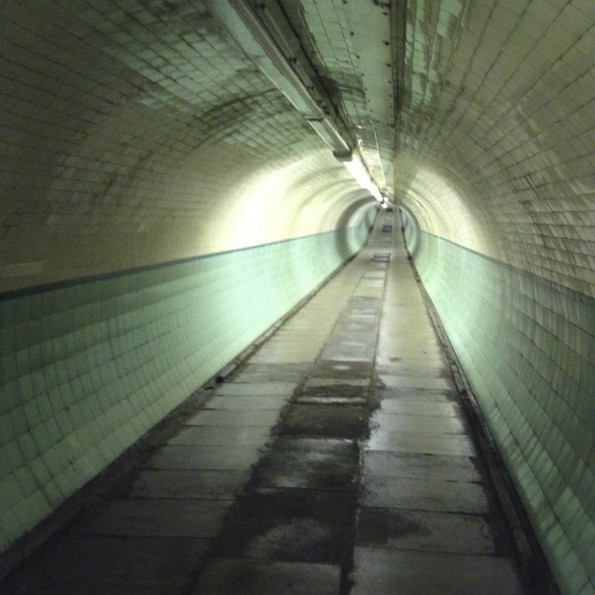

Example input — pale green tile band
[403,215,594,595]
[0,213,375,554]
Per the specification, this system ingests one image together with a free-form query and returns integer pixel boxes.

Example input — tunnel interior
[0,1,593,594]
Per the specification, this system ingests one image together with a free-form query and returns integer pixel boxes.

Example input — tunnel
[0,0,593,593]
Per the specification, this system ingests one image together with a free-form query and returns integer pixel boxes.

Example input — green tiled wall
[0,214,375,554]
[403,215,594,595]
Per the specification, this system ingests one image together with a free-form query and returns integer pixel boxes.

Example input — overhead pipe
[204,0,349,155]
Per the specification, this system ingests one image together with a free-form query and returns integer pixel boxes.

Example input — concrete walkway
[1,213,526,594]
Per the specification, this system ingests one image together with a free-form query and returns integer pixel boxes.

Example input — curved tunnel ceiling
[396,0,593,295]
[0,0,380,292]
[1,0,593,299]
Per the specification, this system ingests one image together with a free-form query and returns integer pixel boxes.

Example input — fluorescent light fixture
[341,155,383,202]
[205,0,350,155]
[306,118,351,155]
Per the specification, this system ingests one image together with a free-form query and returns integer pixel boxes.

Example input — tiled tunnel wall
[0,212,375,556]
[402,212,594,595]
[1,1,593,593]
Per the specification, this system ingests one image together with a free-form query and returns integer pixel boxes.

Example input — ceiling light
[339,154,383,202]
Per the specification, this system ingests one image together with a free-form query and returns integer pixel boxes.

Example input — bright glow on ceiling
[343,157,383,202]
[208,151,375,251]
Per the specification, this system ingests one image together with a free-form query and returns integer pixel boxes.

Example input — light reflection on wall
[396,160,489,255]
[211,150,375,250]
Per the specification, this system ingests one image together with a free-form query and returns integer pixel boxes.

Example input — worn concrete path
[1,213,526,594]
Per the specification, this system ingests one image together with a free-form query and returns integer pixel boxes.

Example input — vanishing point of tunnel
[0,1,593,594]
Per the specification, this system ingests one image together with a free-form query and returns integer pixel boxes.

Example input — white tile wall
[396,0,594,298]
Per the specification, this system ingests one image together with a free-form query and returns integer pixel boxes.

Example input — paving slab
[350,547,524,595]
[379,374,452,390]
[319,341,375,362]
[366,428,475,456]
[76,498,230,537]
[214,382,296,396]
[144,445,263,470]
[185,408,282,426]
[251,437,358,490]
[331,319,378,333]
[129,469,251,499]
[296,395,368,406]
[356,507,504,554]
[304,377,369,388]
[193,560,341,594]
[362,451,482,483]
[375,353,446,367]
[376,362,449,378]
[4,535,209,591]
[280,404,369,439]
[361,476,489,514]
[204,395,287,410]
[379,342,443,356]
[168,425,271,446]
[232,363,311,383]
[311,359,373,379]
[369,410,467,434]
[376,398,461,417]
[211,490,354,564]
[300,383,370,398]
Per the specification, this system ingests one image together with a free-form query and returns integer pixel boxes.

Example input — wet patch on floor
[301,381,369,394]
[311,360,373,380]
[250,437,358,490]
[355,507,507,555]
[297,383,369,406]
[211,491,354,564]
[279,404,370,439]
